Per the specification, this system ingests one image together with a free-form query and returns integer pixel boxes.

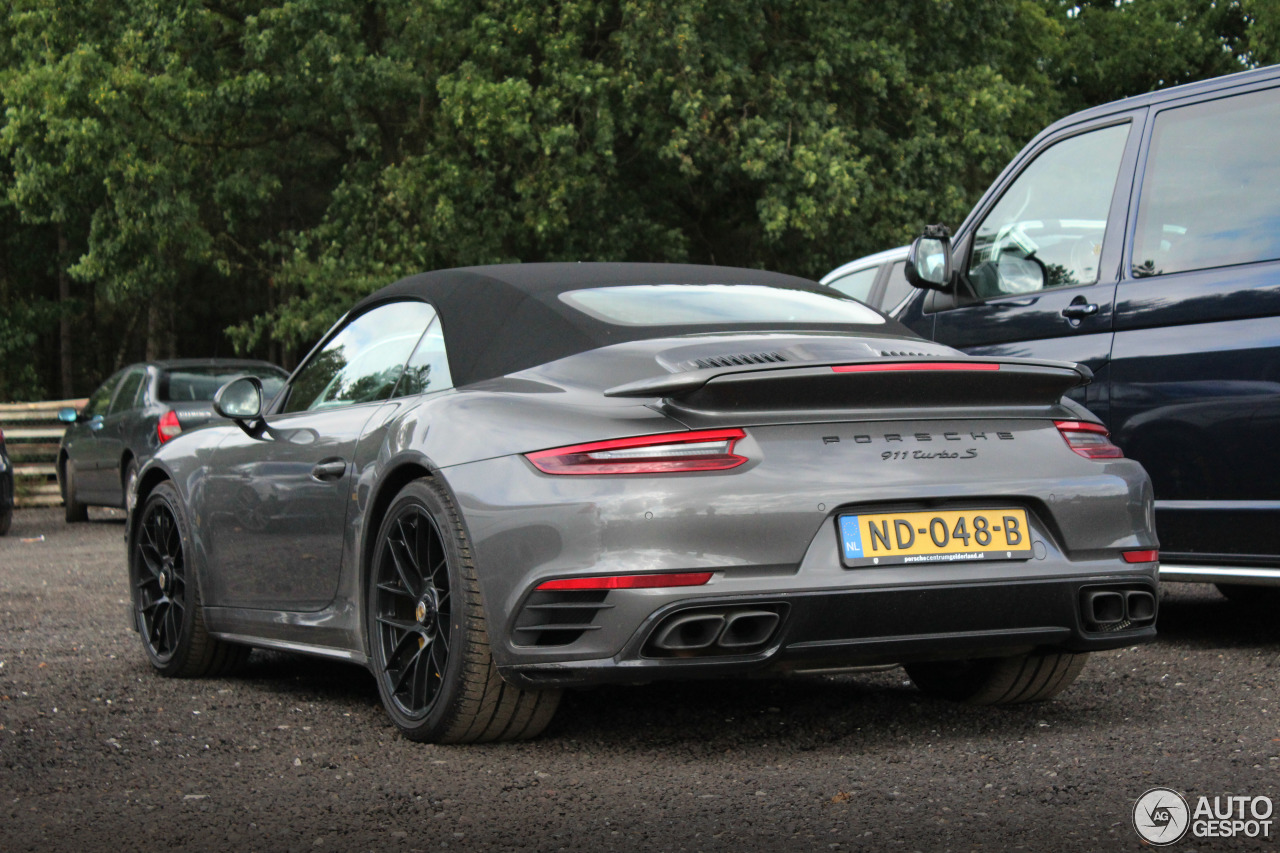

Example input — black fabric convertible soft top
[348,262,898,388]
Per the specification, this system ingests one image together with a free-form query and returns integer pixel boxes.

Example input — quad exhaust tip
[647,606,784,656]
[1081,587,1156,632]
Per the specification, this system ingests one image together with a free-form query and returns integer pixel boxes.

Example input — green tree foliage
[0,0,1273,399]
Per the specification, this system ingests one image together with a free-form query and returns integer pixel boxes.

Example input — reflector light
[157,409,182,444]
[831,362,1000,373]
[526,429,747,475]
[1054,420,1123,459]
[536,572,714,591]
[1122,550,1159,564]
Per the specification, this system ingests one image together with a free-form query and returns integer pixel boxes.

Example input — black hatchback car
[58,359,287,520]
[897,64,1280,601]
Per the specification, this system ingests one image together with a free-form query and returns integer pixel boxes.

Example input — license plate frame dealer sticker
[838,508,1034,567]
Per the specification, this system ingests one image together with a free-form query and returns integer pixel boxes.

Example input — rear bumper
[499,572,1158,689]
[1160,563,1280,587]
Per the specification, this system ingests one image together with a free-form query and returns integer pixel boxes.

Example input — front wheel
[123,459,139,513]
[367,477,560,743]
[130,482,248,677]
[62,459,88,523]
[905,651,1089,705]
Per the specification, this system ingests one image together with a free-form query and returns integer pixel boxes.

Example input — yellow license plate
[838,508,1033,567]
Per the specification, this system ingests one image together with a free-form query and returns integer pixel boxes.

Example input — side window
[282,301,437,414]
[825,266,879,303]
[1133,87,1280,277]
[968,123,1130,298]
[82,371,124,418]
[109,369,146,416]
[880,261,912,311]
[393,316,452,397]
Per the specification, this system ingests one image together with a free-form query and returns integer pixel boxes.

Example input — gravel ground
[1,507,1276,852]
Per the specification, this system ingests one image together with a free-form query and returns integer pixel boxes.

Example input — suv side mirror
[904,224,954,292]
[57,407,81,424]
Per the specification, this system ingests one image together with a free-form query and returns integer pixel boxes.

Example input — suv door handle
[310,458,347,481]
[1061,302,1099,319]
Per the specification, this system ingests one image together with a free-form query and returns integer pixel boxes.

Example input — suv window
[1133,86,1280,277]
[967,123,1129,297]
[283,301,437,413]
[825,266,879,303]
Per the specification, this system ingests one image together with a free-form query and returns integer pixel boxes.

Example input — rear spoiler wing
[603,358,1092,411]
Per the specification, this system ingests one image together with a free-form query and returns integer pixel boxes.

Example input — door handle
[1061,302,1099,319]
[311,458,347,481]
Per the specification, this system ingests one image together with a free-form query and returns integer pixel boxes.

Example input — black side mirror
[213,375,266,438]
[904,224,955,292]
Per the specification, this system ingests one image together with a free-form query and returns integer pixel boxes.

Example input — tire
[367,477,560,743]
[1215,583,1280,608]
[905,651,1089,705]
[0,506,10,537]
[62,459,88,523]
[129,481,249,677]
[123,458,139,514]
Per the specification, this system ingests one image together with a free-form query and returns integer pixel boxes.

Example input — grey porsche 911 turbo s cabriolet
[128,263,1159,743]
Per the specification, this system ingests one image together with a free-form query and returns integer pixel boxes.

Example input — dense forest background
[1,0,1276,401]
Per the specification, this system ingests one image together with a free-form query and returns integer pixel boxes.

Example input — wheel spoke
[390,644,425,695]
[376,614,418,633]
[388,529,420,598]
[376,580,415,599]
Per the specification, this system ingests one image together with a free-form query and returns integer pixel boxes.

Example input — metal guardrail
[0,398,84,507]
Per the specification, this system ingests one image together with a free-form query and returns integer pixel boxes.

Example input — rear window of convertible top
[559,284,886,327]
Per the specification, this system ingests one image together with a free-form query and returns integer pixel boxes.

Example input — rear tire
[367,477,560,743]
[906,651,1089,705]
[1215,583,1280,608]
[62,459,88,523]
[130,481,248,677]
[0,506,10,536]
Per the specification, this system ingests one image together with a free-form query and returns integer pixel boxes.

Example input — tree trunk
[57,226,73,398]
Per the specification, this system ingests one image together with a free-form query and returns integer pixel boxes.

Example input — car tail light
[157,409,182,444]
[1054,420,1123,459]
[526,428,747,475]
[537,572,714,591]
[1122,549,1159,563]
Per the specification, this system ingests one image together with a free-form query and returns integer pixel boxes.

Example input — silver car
[128,263,1159,743]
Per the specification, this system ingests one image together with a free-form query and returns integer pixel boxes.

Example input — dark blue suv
[898,65,1280,602]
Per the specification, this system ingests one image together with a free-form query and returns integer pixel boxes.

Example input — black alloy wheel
[134,492,187,665]
[371,497,454,721]
[368,478,560,743]
[130,482,247,677]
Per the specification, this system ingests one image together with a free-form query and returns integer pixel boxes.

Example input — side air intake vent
[690,352,788,370]
[512,590,614,647]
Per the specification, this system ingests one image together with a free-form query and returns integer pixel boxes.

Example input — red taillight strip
[831,362,1001,373]
[537,572,714,591]
[1122,550,1159,564]
[526,428,748,475]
